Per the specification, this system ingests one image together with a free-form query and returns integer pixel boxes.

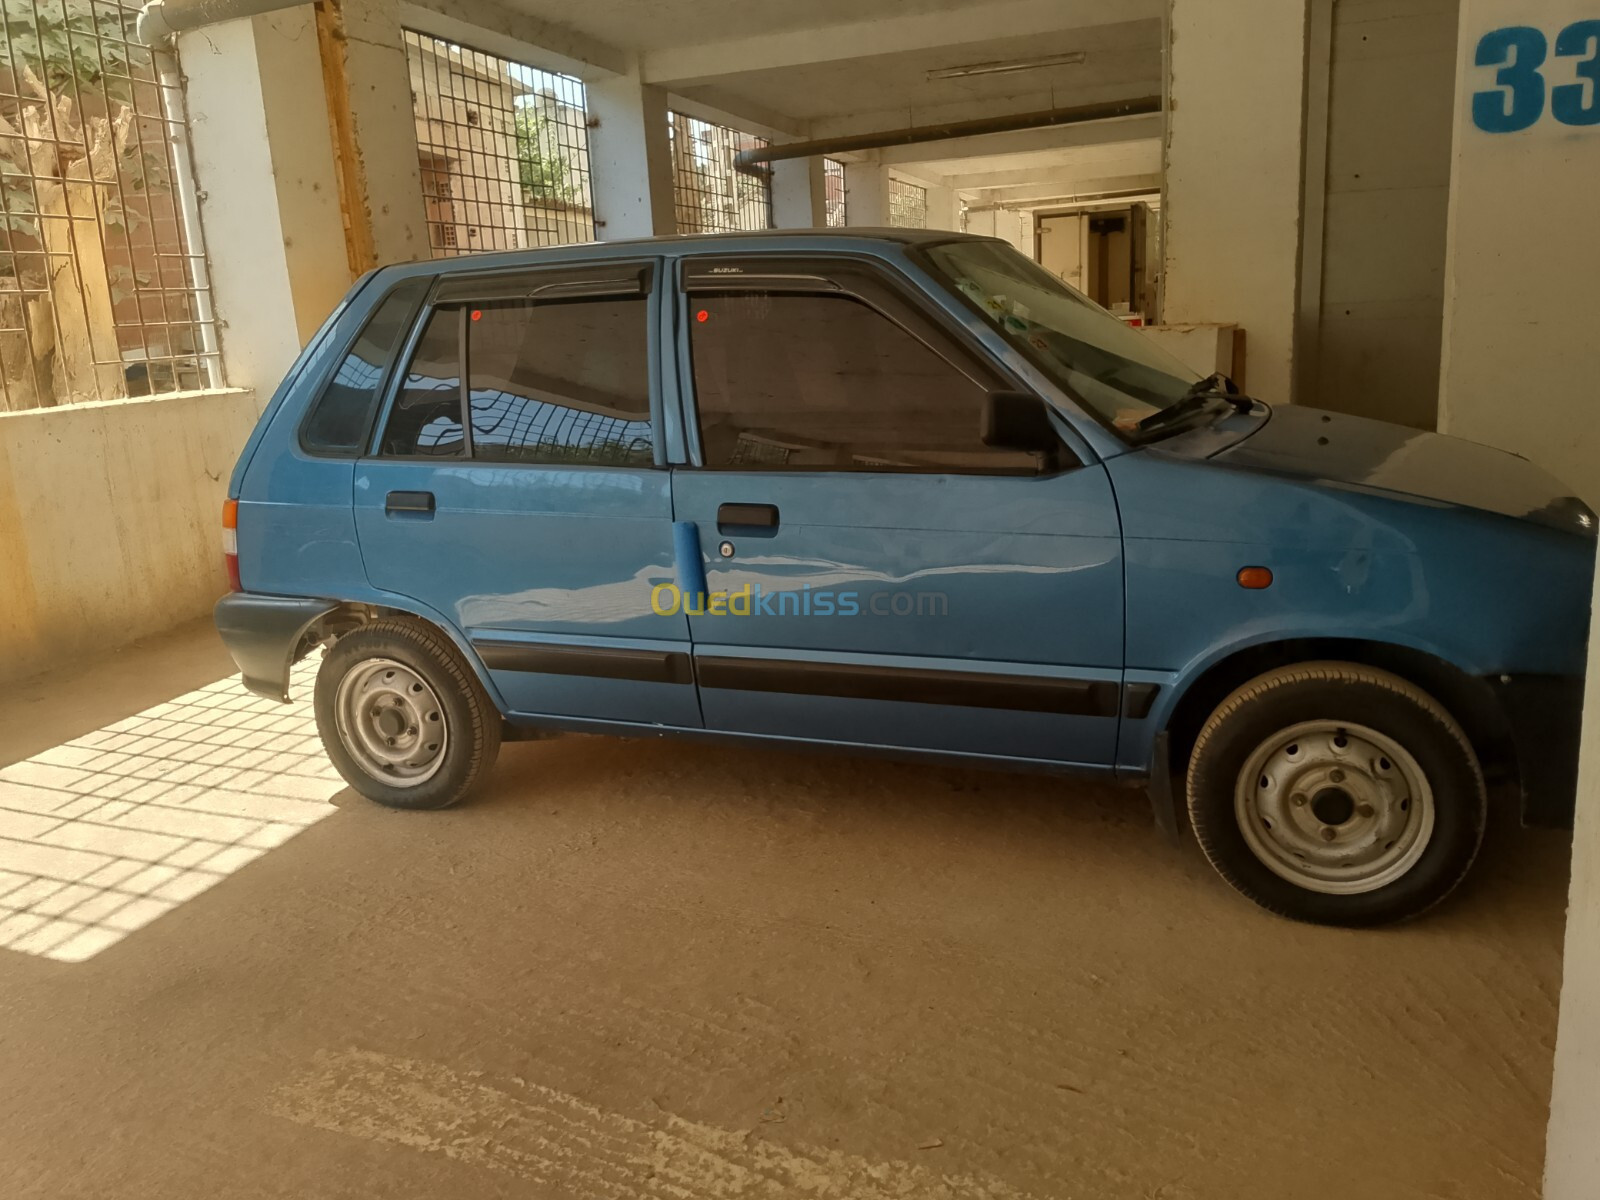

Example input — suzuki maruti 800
[215,231,1594,926]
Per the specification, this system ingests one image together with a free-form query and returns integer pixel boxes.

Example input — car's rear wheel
[1186,662,1486,926]
[315,618,500,810]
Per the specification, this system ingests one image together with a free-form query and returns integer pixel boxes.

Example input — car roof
[375,228,999,281]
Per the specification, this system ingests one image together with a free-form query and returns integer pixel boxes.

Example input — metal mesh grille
[889,178,929,229]
[823,158,846,227]
[0,0,219,411]
[405,29,595,256]
[669,112,771,234]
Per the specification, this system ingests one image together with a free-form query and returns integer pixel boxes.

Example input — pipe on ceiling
[136,0,306,43]
[964,188,1159,213]
[734,96,1163,166]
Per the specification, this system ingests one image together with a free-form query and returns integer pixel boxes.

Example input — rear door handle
[717,503,779,533]
[385,490,435,517]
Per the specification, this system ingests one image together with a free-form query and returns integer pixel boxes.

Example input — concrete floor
[0,619,1572,1199]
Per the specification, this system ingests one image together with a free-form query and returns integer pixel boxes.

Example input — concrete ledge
[0,387,262,684]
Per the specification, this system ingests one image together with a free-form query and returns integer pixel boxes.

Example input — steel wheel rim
[334,657,449,788]
[1233,719,1435,895]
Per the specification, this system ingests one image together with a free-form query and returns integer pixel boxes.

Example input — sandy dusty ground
[0,619,1572,1199]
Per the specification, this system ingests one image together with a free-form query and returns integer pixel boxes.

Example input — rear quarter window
[300,277,429,457]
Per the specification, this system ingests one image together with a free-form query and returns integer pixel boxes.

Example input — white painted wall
[843,160,890,226]
[1163,0,1309,403]
[0,390,260,685]
[1551,546,1600,1200]
[181,10,353,392]
[771,156,826,228]
[966,207,1033,258]
[922,183,961,232]
[181,13,345,392]
[588,65,678,238]
[1441,2,1600,1193]
[1303,0,1459,430]
[1439,0,1600,507]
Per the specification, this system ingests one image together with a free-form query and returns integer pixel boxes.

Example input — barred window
[669,112,772,234]
[404,29,596,256]
[889,178,929,229]
[0,0,219,411]
[823,158,846,228]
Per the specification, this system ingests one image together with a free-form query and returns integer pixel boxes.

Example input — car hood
[1211,405,1593,533]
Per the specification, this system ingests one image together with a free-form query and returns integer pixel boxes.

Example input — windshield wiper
[1135,373,1254,435]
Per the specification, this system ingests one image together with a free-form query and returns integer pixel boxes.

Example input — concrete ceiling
[670,20,1161,130]
[497,0,986,52]
[462,0,1164,135]
[904,138,1161,185]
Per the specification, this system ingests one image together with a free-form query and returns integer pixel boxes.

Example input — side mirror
[981,391,1060,458]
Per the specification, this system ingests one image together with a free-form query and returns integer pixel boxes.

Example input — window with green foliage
[404,29,596,256]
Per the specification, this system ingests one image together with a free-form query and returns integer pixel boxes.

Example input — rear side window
[467,298,653,466]
[300,277,427,456]
[381,309,465,457]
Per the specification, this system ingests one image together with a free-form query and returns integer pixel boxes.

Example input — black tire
[1186,662,1486,927]
[314,618,501,810]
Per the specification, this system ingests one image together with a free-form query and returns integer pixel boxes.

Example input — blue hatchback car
[216,230,1593,926]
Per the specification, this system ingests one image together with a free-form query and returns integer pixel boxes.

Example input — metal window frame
[668,111,773,234]
[403,28,597,258]
[823,158,847,227]
[0,0,221,411]
[889,177,930,229]
[674,252,1075,478]
[369,260,667,468]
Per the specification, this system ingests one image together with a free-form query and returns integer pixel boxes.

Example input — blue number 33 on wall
[1473,21,1600,132]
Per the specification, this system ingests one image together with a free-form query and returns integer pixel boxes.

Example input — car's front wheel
[1186,662,1486,926]
[314,618,501,810]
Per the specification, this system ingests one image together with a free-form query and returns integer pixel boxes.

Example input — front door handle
[717,502,779,532]
[386,490,435,517]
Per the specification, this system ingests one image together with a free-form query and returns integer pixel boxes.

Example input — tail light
[222,498,242,592]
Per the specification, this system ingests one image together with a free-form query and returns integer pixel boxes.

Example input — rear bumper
[1487,673,1586,829]
[213,593,339,703]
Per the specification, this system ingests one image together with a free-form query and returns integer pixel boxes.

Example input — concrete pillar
[331,0,432,266]
[1438,2,1600,507]
[587,66,677,238]
[843,160,890,226]
[771,156,826,228]
[1162,0,1310,402]
[1437,1,1600,1194]
[924,183,961,233]
[179,9,350,391]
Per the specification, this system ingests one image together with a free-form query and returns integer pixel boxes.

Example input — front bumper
[214,593,340,702]
[1488,673,1586,829]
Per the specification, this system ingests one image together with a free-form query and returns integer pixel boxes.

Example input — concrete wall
[1303,0,1458,429]
[181,10,352,392]
[1438,0,1600,506]
[1551,549,1600,1200]
[1163,0,1309,405]
[0,389,259,684]
[1465,0,1600,1183]
[966,207,1034,257]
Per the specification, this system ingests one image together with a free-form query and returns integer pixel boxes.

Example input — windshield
[924,240,1202,436]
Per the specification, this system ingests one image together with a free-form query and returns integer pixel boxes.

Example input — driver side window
[688,289,1041,474]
